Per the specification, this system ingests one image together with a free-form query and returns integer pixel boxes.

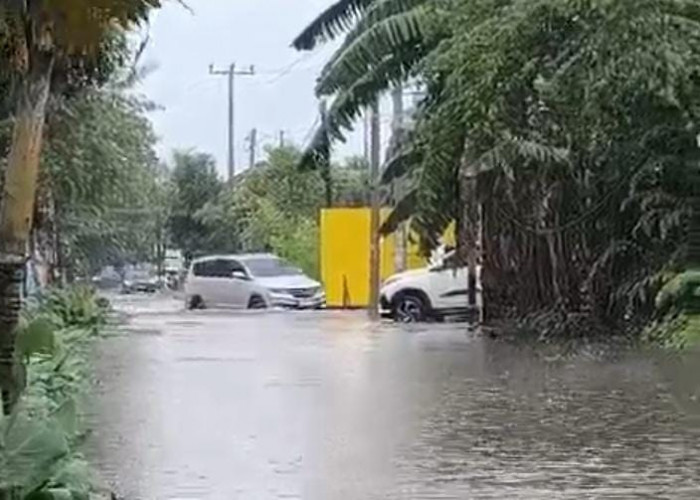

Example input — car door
[215,258,251,308]
[191,260,223,306]
[428,253,469,312]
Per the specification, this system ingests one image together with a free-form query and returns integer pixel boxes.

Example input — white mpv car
[184,254,325,310]
[379,250,482,322]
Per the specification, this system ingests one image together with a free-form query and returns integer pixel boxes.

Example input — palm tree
[293,0,439,169]
[0,0,161,415]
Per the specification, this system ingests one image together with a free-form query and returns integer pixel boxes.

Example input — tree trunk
[0,47,54,415]
[31,172,58,288]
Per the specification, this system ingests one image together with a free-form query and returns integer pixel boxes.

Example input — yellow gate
[319,208,454,307]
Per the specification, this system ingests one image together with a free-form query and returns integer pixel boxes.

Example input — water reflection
[91,304,700,499]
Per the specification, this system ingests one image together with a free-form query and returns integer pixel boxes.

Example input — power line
[260,52,317,84]
[256,51,325,85]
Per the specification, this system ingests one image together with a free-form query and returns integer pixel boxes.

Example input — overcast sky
[136,0,393,177]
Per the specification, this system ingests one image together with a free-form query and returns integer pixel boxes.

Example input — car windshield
[243,257,301,277]
[126,270,151,280]
[429,250,457,270]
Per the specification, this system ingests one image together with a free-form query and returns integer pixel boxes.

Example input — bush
[42,286,109,333]
[643,270,700,349]
[0,287,110,499]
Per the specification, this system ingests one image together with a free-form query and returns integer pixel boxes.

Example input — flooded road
[90,295,700,499]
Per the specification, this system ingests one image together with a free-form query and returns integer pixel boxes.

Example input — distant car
[91,266,123,289]
[184,253,325,310]
[379,250,482,322]
[121,269,161,294]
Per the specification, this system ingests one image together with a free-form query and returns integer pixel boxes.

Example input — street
[89,294,700,499]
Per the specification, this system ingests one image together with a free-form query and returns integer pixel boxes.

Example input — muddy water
[89,297,700,499]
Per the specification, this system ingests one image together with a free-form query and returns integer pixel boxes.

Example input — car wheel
[248,295,267,309]
[393,292,428,323]
[187,295,205,310]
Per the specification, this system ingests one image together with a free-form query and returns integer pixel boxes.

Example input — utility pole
[319,99,332,207]
[363,110,370,163]
[368,100,381,320]
[248,128,257,169]
[209,63,255,182]
[279,130,285,148]
[391,84,408,273]
[459,139,484,326]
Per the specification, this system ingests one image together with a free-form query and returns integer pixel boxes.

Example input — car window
[193,259,245,278]
[192,261,206,277]
[243,257,301,277]
[216,259,246,277]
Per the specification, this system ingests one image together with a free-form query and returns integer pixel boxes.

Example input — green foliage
[292,0,375,50]
[299,0,700,340]
[1,287,108,498]
[16,316,57,360]
[333,156,370,206]
[294,0,444,171]
[644,313,700,350]
[194,146,323,275]
[0,0,159,56]
[42,286,109,333]
[167,150,224,256]
[0,412,69,497]
[644,269,700,349]
[43,83,164,276]
[655,270,700,315]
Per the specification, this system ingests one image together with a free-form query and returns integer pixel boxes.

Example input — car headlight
[269,288,291,295]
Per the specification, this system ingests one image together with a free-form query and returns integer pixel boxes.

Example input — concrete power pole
[209,63,255,182]
[248,128,257,169]
[279,130,285,148]
[319,99,332,207]
[459,140,484,326]
[391,85,407,273]
[368,100,381,320]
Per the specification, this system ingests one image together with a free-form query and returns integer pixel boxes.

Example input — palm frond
[380,188,416,234]
[316,5,431,96]
[381,141,420,184]
[297,53,418,171]
[297,125,331,172]
[292,0,375,50]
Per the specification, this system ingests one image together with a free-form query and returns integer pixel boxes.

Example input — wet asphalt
[89,294,700,499]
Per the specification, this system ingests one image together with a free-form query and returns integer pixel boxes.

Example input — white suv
[184,253,325,310]
[379,251,482,322]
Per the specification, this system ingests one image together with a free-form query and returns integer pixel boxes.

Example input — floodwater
[89,295,700,499]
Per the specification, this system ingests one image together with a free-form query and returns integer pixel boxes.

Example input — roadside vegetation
[294,0,700,345]
[1,287,110,499]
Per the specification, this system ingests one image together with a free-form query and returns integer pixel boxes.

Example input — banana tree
[0,0,160,415]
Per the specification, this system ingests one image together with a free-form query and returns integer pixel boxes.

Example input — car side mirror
[231,270,249,280]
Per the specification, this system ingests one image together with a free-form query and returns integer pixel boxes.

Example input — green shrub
[42,286,109,333]
[1,287,109,499]
[644,270,700,349]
